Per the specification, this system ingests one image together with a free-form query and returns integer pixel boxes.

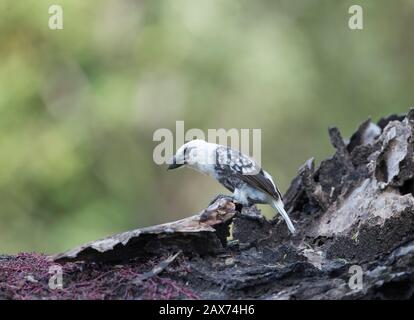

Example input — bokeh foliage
[0,0,413,253]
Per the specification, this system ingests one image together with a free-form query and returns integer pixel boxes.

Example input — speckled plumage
[168,139,296,233]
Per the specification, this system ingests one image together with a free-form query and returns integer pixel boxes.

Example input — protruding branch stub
[328,127,355,172]
[298,158,329,211]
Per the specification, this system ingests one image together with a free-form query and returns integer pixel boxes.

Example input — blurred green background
[0,0,413,253]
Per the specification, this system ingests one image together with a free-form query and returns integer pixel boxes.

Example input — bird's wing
[215,145,283,201]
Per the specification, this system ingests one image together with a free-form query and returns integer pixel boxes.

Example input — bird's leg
[208,194,234,206]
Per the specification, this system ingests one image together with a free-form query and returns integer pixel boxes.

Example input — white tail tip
[271,200,296,234]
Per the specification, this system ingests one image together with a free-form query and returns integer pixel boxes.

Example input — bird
[167,139,296,234]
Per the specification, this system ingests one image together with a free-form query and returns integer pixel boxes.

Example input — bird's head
[167,139,210,170]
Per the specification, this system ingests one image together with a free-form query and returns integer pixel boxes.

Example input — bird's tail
[270,199,296,234]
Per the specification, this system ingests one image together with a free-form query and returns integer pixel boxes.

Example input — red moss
[0,253,198,300]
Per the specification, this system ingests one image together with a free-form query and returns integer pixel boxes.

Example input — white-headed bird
[167,139,296,234]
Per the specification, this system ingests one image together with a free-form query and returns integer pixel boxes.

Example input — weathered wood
[52,198,236,263]
[2,110,414,300]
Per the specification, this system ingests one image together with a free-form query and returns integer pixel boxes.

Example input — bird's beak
[167,156,184,170]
